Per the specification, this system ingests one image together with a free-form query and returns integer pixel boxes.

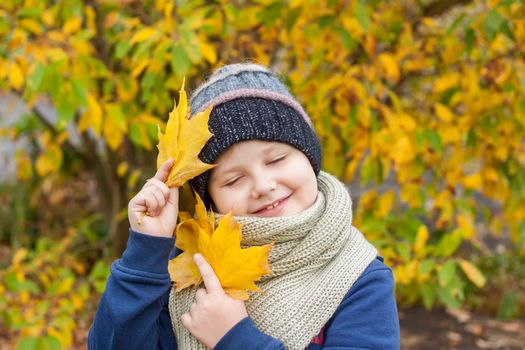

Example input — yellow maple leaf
[169,193,272,300]
[157,79,216,187]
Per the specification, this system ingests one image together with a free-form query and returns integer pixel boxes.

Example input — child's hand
[128,159,179,238]
[181,254,248,348]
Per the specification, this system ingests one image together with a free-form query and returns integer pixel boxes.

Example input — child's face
[208,140,318,217]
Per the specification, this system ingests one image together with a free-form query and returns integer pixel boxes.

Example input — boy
[88,63,400,349]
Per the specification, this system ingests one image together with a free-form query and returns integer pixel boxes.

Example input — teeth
[265,201,280,210]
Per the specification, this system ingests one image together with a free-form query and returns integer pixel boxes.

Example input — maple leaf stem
[137,211,150,225]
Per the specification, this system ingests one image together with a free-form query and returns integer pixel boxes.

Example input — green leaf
[115,41,132,59]
[129,123,143,147]
[360,156,380,185]
[27,64,45,92]
[497,291,519,320]
[16,337,39,350]
[171,44,191,77]
[153,40,172,63]
[318,15,335,28]
[519,221,525,245]
[435,230,462,257]
[425,130,442,153]
[421,282,436,309]
[285,6,302,31]
[397,243,412,262]
[485,9,503,31]
[484,9,502,40]
[419,259,436,275]
[347,104,359,129]
[415,129,425,149]
[500,21,515,41]
[438,260,457,286]
[336,27,357,50]
[37,336,61,350]
[16,7,41,18]
[71,79,88,106]
[57,96,76,124]
[355,0,370,31]
[465,28,475,55]
[436,285,461,308]
[5,272,19,291]
[466,129,477,147]
[361,216,388,236]
[256,2,283,26]
[447,13,465,35]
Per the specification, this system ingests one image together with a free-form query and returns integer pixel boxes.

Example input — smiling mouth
[253,195,292,215]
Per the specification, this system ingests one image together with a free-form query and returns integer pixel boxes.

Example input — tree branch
[423,0,473,17]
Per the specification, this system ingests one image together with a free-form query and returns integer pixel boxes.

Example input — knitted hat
[189,63,322,207]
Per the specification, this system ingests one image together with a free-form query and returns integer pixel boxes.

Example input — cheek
[211,188,247,215]
[295,170,318,203]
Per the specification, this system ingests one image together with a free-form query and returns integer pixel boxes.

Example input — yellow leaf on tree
[35,144,63,176]
[169,193,272,300]
[378,53,400,84]
[462,172,483,191]
[198,37,217,64]
[103,104,127,150]
[63,17,82,35]
[435,103,454,122]
[78,94,103,137]
[131,27,157,44]
[413,225,429,257]
[15,150,33,182]
[156,79,216,187]
[9,61,23,90]
[433,72,459,93]
[377,190,395,218]
[458,259,486,288]
[19,19,42,35]
[164,1,174,33]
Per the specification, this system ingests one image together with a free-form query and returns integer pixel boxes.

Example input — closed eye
[268,155,286,164]
[224,176,242,187]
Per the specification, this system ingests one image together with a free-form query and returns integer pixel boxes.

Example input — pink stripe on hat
[193,88,313,127]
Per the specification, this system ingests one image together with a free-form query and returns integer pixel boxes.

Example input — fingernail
[193,253,202,262]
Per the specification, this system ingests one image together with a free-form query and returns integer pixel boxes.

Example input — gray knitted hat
[189,63,322,207]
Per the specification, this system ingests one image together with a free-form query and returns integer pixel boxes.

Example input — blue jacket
[88,230,400,349]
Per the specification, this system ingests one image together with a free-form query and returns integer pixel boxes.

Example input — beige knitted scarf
[169,171,377,349]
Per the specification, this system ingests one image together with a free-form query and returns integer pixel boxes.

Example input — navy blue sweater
[88,230,400,349]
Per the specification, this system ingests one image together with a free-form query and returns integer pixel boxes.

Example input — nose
[250,174,276,199]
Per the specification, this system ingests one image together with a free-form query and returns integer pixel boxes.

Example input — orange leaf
[156,79,216,187]
[169,194,272,300]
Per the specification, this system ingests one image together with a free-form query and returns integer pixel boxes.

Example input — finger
[194,253,223,294]
[189,303,197,317]
[195,288,206,303]
[181,313,192,330]
[153,158,174,183]
[143,178,170,198]
[152,180,170,200]
[143,192,161,214]
[150,189,166,214]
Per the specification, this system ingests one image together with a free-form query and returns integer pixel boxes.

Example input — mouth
[252,194,292,216]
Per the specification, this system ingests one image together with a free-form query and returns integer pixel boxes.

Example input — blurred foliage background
[0,0,524,348]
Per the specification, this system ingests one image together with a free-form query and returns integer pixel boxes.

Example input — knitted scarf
[168,172,377,350]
